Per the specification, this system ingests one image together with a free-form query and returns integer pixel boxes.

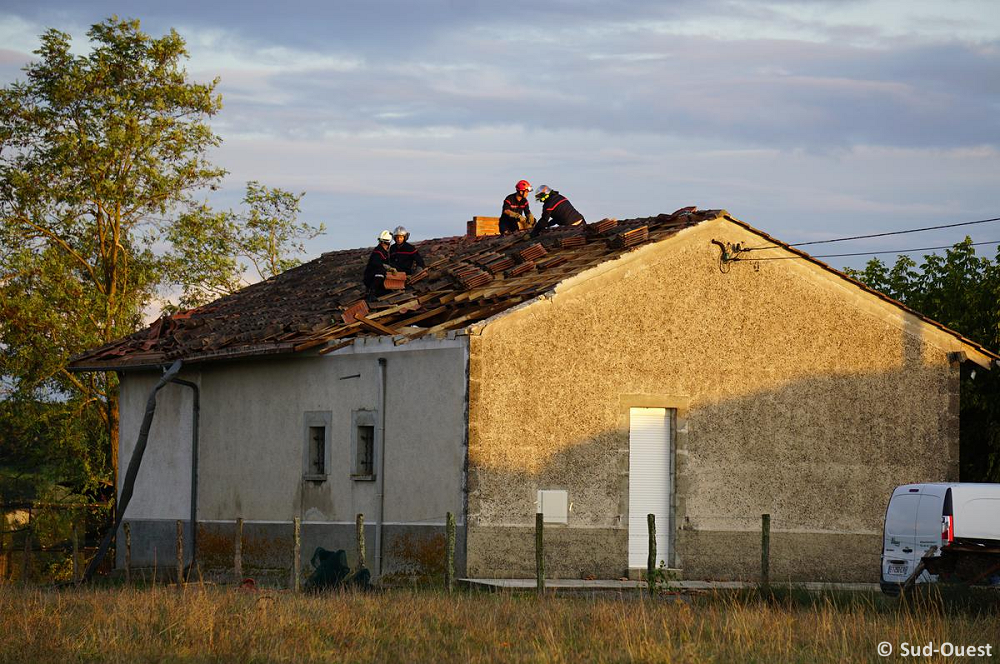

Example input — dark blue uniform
[500,193,532,235]
[531,191,584,236]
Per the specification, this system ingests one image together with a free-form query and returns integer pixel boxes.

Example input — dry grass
[0,584,997,663]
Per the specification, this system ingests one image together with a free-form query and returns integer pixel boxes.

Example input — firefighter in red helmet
[499,179,535,235]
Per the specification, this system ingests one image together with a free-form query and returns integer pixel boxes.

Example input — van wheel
[880,581,902,597]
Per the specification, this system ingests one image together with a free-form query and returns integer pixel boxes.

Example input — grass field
[0,583,997,663]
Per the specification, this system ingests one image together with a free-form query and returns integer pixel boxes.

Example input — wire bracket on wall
[711,239,752,273]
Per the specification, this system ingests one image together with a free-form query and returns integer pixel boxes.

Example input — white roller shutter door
[628,407,671,568]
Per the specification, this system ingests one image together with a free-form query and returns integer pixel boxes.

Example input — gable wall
[466,217,965,581]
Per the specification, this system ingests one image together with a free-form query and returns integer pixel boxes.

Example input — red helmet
[515,179,532,193]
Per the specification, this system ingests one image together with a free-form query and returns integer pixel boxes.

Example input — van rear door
[882,489,919,584]
[914,490,944,581]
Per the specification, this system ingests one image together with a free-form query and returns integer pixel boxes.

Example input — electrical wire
[739,239,1000,261]
[746,215,1000,250]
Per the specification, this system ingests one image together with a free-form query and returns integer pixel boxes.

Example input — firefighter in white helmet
[389,225,425,274]
[363,230,393,300]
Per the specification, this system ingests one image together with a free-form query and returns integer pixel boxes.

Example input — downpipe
[170,376,200,574]
[374,357,387,578]
[82,359,183,583]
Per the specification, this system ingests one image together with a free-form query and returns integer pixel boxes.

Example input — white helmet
[393,225,409,241]
[378,230,392,242]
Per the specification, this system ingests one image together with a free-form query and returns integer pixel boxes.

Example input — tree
[845,239,1000,481]
[0,16,226,494]
[164,181,325,309]
[1,18,327,498]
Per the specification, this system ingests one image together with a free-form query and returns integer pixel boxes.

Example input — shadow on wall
[467,360,960,582]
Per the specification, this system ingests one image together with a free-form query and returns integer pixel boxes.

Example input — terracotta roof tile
[66,209,722,369]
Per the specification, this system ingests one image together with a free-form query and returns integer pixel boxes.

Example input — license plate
[888,563,908,576]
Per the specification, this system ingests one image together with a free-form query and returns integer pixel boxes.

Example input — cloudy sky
[1,0,998,270]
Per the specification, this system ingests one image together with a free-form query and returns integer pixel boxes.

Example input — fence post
[356,514,366,570]
[445,512,456,593]
[535,512,544,596]
[234,518,243,582]
[647,513,656,596]
[0,507,5,582]
[761,513,770,587]
[124,522,131,583]
[72,521,80,583]
[21,513,32,585]
[292,517,301,592]
[176,520,184,587]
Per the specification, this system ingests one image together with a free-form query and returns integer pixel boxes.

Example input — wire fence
[0,501,112,584]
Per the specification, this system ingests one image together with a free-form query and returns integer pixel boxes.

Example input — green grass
[0,583,996,662]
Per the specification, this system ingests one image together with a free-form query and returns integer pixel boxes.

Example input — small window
[351,410,377,481]
[308,426,326,475]
[303,411,331,482]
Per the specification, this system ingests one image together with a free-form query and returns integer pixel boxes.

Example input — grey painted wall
[117,338,468,575]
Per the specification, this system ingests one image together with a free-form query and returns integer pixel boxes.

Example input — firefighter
[388,225,425,274]
[530,185,585,237]
[499,180,535,235]
[363,230,393,300]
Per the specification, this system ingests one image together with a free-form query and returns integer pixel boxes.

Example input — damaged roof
[69,209,715,370]
[68,209,998,370]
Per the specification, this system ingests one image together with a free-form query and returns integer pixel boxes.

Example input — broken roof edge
[464,215,717,336]
[722,214,1000,368]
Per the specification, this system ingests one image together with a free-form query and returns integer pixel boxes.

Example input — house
[70,209,999,582]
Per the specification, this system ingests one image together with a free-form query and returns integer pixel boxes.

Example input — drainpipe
[374,357,387,578]
[83,360,183,582]
[170,377,199,572]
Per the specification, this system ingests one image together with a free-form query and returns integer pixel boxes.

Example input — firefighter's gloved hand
[518,215,526,225]
[527,213,536,224]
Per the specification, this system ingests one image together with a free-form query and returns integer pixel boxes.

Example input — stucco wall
[466,217,969,581]
[117,339,468,577]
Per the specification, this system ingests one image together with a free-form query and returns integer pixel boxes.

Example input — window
[351,410,377,480]
[302,412,331,482]
[308,426,326,475]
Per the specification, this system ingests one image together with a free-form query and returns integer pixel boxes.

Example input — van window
[915,494,943,540]
[885,494,919,536]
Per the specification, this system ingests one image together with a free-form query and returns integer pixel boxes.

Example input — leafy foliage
[164,181,324,309]
[0,17,323,497]
[845,239,1000,481]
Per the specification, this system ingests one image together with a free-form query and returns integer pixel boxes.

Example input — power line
[740,239,1000,261]
[747,215,1000,250]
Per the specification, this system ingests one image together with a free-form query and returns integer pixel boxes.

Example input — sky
[1,0,998,271]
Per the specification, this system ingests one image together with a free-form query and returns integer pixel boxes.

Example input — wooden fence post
[535,512,544,596]
[761,513,770,587]
[21,512,31,585]
[445,512,456,593]
[72,521,80,583]
[176,520,184,587]
[124,522,131,583]
[292,517,301,592]
[234,518,243,582]
[356,514,366,570]
[647,513,656,596]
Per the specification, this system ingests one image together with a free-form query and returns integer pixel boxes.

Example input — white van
[881,482,1000,595]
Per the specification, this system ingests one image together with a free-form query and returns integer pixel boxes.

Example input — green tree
[846,239,1000,481]
[165,181,325,309]
[0,16,225,493]
[1,18,327,499]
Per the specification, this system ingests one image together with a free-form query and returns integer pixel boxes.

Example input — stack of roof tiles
[68,209,724,369]
[609,225,649,249]
[518,243,547,262]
